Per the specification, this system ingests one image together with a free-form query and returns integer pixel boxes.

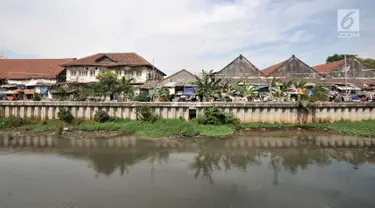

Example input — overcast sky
[0,0,374,75]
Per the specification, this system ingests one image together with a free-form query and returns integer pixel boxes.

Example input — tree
[115,76,134,101]
[96,71,134,101]
[96,71,118,100]
[326,54,375,69]
[310,85,329,102]
[193,70,221,101]
[326,54,357,63]
[267,78,280,101]
[151,87,170,102]
[293,79,307,103]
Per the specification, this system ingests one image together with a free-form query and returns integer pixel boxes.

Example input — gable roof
[262,60,289,76]
[161,69,197,87]
[62,52,166,76]
[0,58,75,80]
[312,59,346,75]
[262,55,320,77]
[215,54,264,77]
[164,69,196,80]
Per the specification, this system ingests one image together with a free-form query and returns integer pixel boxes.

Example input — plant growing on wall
[193,69,221,101]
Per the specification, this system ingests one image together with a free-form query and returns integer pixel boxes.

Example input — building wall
[215,55,262,79]
[1,101,375,124]
[326,58,375,79]
[269,57,319,79]
[7,79,57,85]
[66,66,164,83]
[162,70,196,84]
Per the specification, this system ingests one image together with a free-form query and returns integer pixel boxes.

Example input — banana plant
[293,79,307,103]
[267,77,280,101]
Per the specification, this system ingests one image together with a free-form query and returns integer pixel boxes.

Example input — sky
[0,0,374,75]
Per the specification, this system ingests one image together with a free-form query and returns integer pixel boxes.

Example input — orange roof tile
[262,60,288,76]
[62,52,166,76]
[0,58,74,79]
[312,59,345,75]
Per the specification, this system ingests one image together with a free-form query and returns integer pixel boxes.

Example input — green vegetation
[309,85,329,102]
[326,53,375,69]
[306,120,375,137]
[193,69,221,101]
[94,110,110,123]
[2,106,375,138]
[133,92,151,102]
[33,93,42,101]
[57,107,74,123]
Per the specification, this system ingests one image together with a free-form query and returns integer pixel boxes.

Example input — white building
[62,53,166,85]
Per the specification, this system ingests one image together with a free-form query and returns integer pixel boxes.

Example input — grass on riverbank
[1,117,375,138]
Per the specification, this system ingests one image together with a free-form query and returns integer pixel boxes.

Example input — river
[1,133,375,208]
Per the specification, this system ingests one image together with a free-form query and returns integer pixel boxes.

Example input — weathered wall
[66,66,164,83]
[269,56,320,79]
[1,101,375,124]
[326,58,375,79]
[215,55,263,79]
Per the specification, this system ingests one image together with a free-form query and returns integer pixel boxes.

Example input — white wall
[7,79,57,86]
[66,66,164,83]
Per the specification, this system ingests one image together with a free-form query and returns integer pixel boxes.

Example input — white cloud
[0,0,373,75]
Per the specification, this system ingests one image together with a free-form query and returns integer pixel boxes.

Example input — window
[71,70,76,77]
[137,70,142,77]
[90,69,95,77]
[115,70,120,76]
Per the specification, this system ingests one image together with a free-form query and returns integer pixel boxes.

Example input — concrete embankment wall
[1,101,375,123]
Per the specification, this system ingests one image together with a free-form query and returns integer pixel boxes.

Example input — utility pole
[345,55,348,101]
[152,58,155,81]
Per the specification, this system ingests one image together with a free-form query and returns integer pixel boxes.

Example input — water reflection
[1,134,375,180]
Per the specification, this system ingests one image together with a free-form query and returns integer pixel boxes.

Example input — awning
[24,89,35,95]
[6,90,20,95]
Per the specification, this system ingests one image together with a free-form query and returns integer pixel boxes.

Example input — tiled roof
[262,60,288,76]
[62,52,166,76]
[312,60,345,75]
[0,58,74,79]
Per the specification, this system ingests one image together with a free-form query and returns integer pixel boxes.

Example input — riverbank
[1,117,375,138]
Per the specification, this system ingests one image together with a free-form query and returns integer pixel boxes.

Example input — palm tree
[267,78,280,101]
[293,79,307,103]
[193,70,221,101]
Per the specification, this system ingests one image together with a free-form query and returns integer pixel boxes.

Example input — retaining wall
[1,101,375,123]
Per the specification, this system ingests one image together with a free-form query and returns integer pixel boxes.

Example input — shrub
[133,92,151,102]
[180,123,200,137]
[33,93,42,101]
[310,85,329,102]
[197,108,240,125]
[94,110,110,123]
[136,106,159,122]
[108,116,123,122]
[55,124,64,135]
[57,107,74,123]
[4,116,25,128]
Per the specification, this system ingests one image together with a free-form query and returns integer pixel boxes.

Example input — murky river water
[1,133,375,208]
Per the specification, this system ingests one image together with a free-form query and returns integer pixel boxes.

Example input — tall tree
[326,54,357,63]
[193,70,221,101]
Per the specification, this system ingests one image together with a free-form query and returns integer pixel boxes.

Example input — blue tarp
[183,87,195,95]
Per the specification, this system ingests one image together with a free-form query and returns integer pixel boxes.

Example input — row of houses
[0,52,374,100]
